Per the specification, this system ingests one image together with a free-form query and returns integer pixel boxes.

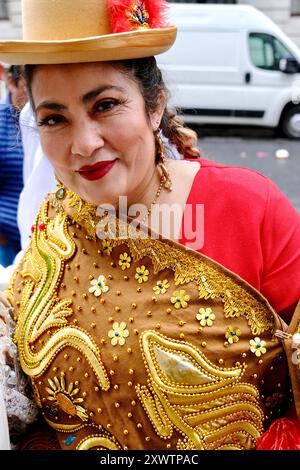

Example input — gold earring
[155,132,173,191]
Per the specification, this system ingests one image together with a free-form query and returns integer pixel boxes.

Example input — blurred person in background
[0,65,27,267]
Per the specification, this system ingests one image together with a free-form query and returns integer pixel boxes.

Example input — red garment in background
[180,159,300,322]
[256,418,300,450]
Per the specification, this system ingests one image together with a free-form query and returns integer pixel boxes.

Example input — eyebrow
[35,102,67,113]
[36,85,125,113]
[82,85,125,104]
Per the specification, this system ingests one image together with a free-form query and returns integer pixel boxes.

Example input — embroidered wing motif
[137,331,264,450]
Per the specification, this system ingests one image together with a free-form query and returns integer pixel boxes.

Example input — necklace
[53,164,171,236]
[140,173,165,225]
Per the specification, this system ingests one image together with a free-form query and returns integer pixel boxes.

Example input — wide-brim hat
[0,0,177,65]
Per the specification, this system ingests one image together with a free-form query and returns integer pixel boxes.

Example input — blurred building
[0,0,300,47]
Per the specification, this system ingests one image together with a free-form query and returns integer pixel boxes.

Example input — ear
[149,89,167,132]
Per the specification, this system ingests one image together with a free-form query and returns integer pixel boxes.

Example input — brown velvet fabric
[6,195,296,450]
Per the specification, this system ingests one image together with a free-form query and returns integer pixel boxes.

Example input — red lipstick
[78,160,116,181]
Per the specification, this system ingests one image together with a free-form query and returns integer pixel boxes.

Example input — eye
[37,115,66,127]
[95,99,119,113]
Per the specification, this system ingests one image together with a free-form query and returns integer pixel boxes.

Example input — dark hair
[24,57,200,159]
[9,65,23,86]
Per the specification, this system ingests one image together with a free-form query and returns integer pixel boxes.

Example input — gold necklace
[53,165,172,236]
[140,173,165,225]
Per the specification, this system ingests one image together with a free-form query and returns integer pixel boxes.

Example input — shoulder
[191,158,277,208]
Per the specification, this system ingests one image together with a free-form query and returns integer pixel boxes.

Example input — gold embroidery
[138,331,264,450]
[53,189,275,335]
[14,200,110,395]
[65,190,98,239]
[44,416,85,432]
[135,385,173,439]
[76,430,122,450]
[46,373,88,421]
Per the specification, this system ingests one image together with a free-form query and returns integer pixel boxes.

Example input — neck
[125,163,162,217]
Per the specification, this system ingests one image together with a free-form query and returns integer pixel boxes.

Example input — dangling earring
[52,175,67,212]
[155,131,173,191]
[54,175,67,201]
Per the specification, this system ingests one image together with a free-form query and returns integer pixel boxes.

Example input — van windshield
[249,33,294,70]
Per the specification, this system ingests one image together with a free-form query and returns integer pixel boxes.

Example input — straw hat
[0,0,177,65]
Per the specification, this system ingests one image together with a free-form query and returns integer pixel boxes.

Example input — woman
[0,0,300,451]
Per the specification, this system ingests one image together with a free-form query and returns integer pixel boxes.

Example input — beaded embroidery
[5,190,287,451]
[127,1,150,29]
[137,331,264,450]
[12,200,110,394]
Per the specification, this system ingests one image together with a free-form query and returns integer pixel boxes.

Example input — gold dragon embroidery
[13,200,109,395]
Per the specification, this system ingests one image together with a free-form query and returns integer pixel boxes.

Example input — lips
[77,160,116,181]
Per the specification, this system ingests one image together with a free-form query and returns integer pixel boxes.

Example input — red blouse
[180,159,300,322]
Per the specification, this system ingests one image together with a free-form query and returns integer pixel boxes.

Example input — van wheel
[281,106,300,139]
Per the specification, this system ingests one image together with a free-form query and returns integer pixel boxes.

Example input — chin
[82,190,117,208]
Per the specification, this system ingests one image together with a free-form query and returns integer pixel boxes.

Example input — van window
[249,33,293,71]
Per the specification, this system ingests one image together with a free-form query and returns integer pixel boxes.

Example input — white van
[157,4,300,138]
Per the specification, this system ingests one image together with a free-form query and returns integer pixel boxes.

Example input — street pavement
[193,125,300,213]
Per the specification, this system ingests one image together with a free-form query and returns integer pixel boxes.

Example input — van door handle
[245,72,251,84]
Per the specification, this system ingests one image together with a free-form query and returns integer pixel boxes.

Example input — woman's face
[31,62,164,205]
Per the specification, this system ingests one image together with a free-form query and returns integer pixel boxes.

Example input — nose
[71,118,104,158]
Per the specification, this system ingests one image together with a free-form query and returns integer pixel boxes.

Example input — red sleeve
[260,179,300,322]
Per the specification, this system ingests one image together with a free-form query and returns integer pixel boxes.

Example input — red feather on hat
[107,0,169,33]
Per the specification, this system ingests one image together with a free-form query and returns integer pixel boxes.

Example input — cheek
[39,132,68,166]
[112,114,153,162]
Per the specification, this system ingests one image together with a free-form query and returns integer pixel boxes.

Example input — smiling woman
[0,0,300,452]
